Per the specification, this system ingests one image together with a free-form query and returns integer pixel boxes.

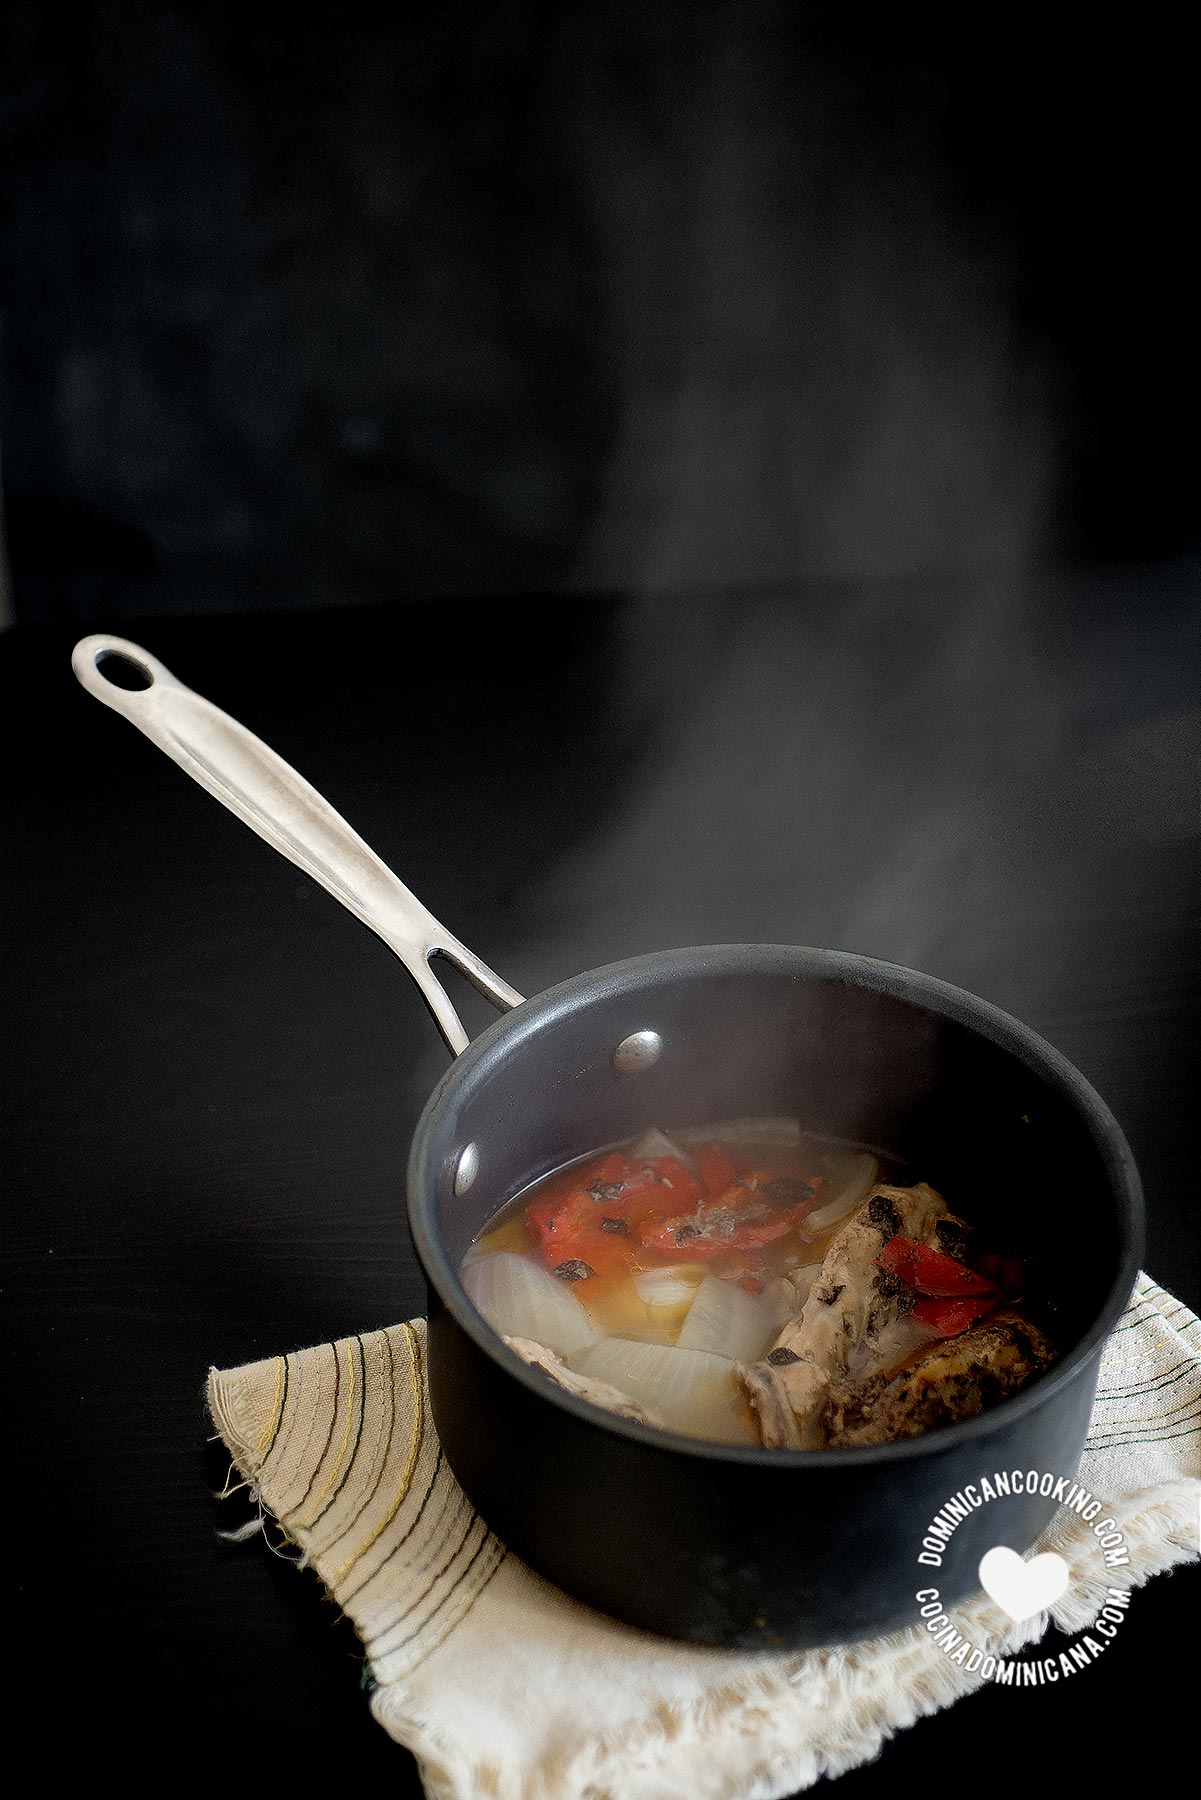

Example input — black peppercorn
[553,1260,596,1282]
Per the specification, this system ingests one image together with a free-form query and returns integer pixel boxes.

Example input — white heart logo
[978,1546,1071,1623]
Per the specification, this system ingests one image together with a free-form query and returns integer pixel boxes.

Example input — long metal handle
[72,634,524,1055]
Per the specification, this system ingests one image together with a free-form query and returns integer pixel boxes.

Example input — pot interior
[411,946,1139,1377]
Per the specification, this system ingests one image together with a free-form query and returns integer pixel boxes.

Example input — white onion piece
[461,1253,598,1358]
[569,1338,746,1444]
[632,1266,703,1309]
[803,1152,879,1234]
[676,1275,783,1363]
[629,1126,695,1169]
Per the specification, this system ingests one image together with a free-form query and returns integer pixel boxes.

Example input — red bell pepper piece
[876,1235,997,1297]
[525,1188,634,1276]
[637,1176,809,1259]
[969,1249,1024,1300]
[527,1149,706,1275]
[558,1152,703,1220]
[586,1152,705,1214]
[910,1294,999,1336]
[693,1139,739,1196]
[639,1216,797,1258]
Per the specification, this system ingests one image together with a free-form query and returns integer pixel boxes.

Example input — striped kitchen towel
[207,1272,1200,1800]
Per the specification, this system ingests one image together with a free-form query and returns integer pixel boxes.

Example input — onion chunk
[677,1274,790,1363]
[462,1252,599,1358]
[629,1126,698,1171]
[568,1338,750,1444]
[803,1152,879,1235]
[631,1265,705,1310]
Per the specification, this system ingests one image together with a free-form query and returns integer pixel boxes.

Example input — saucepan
[72,633,1143,1649]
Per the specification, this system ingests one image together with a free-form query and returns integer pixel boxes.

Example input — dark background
[2,2,1198,1790]
[1,1,1197,621]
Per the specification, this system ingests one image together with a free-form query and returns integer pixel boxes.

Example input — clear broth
[462,1122,907,1446]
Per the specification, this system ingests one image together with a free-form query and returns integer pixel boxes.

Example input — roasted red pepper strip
[525,1188,635,1275]
[559,1152,703,1220]
[638,1178,810,1259]
[876,1235,997,1297]
[969,1249,1024,1300]
[910,1294,999,1336]
[527,1150,704,1273]
[693,1139,739,1196]
[584,1152,705,1216]
[640,1212,797,1258]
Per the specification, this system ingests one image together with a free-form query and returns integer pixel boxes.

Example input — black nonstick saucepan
[73,634,1143,1650]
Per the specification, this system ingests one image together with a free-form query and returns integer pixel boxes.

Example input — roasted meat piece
[736,1182,966,1448]
[822,1310,1056,1445]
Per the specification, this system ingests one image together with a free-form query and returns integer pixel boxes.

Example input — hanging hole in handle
[94,648,154,692]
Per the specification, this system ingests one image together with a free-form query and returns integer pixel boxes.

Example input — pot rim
[407,943,1144,1469]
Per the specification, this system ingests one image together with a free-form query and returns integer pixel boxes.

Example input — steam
[551,3,1056,596]
[519,10,1094,1003]
[519,575,1197,1042]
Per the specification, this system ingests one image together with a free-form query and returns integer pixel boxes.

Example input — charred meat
[737,1183,962,1447]
[823,1311,1056,1446]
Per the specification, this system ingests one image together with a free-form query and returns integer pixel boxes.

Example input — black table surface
[5,570,1199,1787]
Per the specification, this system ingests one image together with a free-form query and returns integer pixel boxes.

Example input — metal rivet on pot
[612,1029,663,1074]
[453,1143,479,1196]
